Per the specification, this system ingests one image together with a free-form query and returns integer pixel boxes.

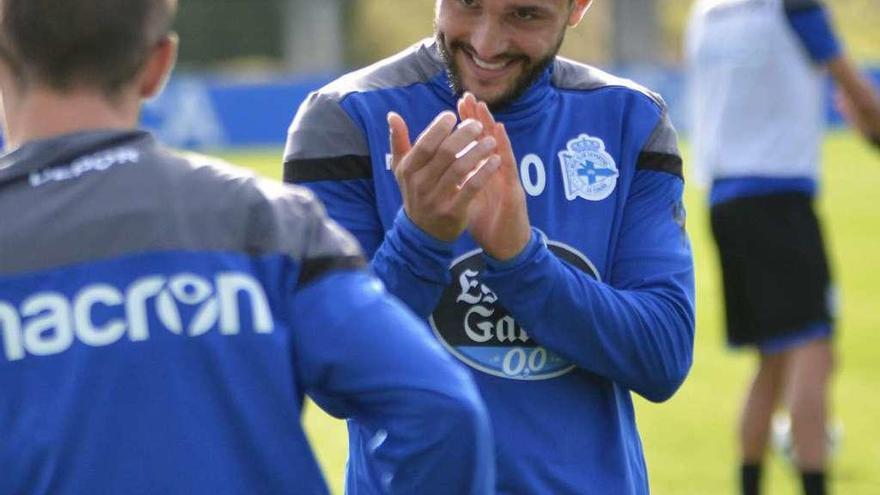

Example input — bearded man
[285,1,695,493]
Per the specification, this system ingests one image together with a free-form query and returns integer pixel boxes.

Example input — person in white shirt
[685,1,880,494]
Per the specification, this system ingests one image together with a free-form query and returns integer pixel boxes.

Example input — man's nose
[469,17,509,60]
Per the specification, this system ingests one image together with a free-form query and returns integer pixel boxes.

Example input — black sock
[741,463,762,495]
[801,470,826,495]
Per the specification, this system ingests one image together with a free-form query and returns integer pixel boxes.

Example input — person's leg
[785,338,834,495]
[739,351,789,495]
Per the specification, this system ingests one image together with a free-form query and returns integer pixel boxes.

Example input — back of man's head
[0,0,177,96]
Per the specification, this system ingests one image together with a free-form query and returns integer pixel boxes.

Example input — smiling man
[284,1,695,493]
[436,0,570,110]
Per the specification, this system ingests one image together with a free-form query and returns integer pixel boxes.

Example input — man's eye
[513,9,538,20]
[459,0,478,7]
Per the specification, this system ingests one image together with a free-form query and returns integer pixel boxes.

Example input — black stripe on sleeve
[636,152,683,179]
[783,0,822,14]
[284,155,373,184]
[298,254,368,286]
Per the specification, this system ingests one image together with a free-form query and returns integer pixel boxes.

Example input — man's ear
[0,55,23,140]
[139,33,178,100]
[568,0,594,28]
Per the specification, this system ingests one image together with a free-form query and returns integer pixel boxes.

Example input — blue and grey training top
[0,129,494,495]
[285,39,696,495]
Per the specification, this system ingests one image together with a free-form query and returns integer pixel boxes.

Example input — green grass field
[218,132,880,494]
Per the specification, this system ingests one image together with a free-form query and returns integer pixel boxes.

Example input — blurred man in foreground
[285,0,696,493]
[686,1,880,494]
[0,1,493,494]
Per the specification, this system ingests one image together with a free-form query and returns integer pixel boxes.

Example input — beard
[435,30,565,112]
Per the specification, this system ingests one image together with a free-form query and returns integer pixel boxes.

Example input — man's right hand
[388,111,501,242]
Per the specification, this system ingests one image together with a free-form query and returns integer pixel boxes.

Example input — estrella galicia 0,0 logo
[429,241,600,380]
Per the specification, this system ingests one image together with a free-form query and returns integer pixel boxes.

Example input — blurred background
[146,0,880,148]
[152,2,880,494]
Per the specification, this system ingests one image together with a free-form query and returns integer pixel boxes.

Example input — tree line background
[173,0,880,73]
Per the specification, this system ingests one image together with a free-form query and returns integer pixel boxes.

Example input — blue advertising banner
[141,73,334,149]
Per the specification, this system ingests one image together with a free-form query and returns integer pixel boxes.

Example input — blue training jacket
[285,39,696,495]
[0,129,494,495]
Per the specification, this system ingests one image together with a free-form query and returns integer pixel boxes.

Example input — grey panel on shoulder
[323,38,444,97]
[637,110,683,179]
[248,179,367,285]
[246,177,364,263]
[642,110,681,156]
[0,145,360,275]
[551,57,667,109]
[170,153,366,272]
[284,38,445,163]
[285,92,369,161]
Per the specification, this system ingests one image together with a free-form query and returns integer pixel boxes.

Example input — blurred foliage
[351,0,880,67]
[659,0,880,65]
[174,0,285,69]
[173,0,879,70]
[349,0,611,67]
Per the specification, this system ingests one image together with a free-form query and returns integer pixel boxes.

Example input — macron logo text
[0,271,274,362]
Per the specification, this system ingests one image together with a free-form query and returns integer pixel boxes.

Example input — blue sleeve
[479,171,695,403]
[784,1,842,63]
[284,90,455,319]
[296,180,454,319]
[371,209,455,317]
[290,270,494,495]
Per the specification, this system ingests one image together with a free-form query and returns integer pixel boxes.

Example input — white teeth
[472,56,506,71]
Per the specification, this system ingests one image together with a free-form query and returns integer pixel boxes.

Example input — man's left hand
[458,94,532,261]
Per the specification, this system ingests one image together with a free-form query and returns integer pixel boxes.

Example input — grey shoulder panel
[551,57,667,109]
[0,143,239,274]
[241,173,364,263]
[170,151,364,264]
[0,138,362,276]
[284,39,444,163]
[284,90,370,161]
[642,109,681,156]
[320,38,445,99]
[637,110,683,179]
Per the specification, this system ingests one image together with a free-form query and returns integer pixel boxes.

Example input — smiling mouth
[470,54,509,71]
[457,45,519,74]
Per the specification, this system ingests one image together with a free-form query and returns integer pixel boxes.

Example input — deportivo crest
[429,241,600,380]
[558,134,618,201]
